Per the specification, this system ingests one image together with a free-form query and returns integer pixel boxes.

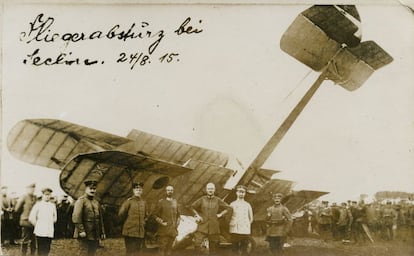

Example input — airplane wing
[282,190,329,213]
[60,150,193,206]
[248,179,294,221]
[7,119,132,169]
[121,129,230,167]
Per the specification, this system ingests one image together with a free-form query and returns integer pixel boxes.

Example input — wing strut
[238,72,326,186]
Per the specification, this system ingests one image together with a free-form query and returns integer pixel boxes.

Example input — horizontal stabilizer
[326,41,393,91]
[302,5,361,47]
[281,5,361,71]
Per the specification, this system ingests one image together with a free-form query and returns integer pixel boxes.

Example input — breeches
[193,231,220,254]
[78,239,99,256]
[267,236,284,255]
[21,226,36,256]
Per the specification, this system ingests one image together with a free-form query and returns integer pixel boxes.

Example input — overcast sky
[2,1,413,203]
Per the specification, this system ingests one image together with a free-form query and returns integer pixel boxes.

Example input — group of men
[1,183,57,256]
[73,180,292,256]
[308,199,414,243]
[2,180,293,256]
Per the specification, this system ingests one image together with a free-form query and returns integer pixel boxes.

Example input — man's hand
[79,231,87,238]
[161,221,168,226]
[194,215,203,223]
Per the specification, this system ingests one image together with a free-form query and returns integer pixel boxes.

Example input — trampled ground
[1,236,414,256]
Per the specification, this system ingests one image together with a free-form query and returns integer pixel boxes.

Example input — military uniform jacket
[382,206,397,226]
[2,194,14,221]
[318,206,333,225]
[72,195,105,240]
[15,193,37,227]
[154,198,180,237]
[265,204,292,237]
[191,195,230,235]
[118,196,146,238]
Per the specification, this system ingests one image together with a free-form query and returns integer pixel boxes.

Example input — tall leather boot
[21,243,28,256]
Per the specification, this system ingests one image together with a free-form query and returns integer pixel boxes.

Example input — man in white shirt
[229,185,253,255]
[29,188,57,256]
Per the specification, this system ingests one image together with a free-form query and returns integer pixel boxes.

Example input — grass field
[1,236,414,256]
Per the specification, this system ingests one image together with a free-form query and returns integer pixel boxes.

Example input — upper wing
[7,119,131,169]
[60,150,193,206]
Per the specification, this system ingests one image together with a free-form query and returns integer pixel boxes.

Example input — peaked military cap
[235,185,247,191]
[273,193,283,199]
[84,180,98,188]
[41,188,53,194]
[132,182,144,189]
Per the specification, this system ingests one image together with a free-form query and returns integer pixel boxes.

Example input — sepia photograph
[1,0,414,255]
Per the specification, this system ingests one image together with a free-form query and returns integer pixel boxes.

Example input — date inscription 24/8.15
[117,52,179,69]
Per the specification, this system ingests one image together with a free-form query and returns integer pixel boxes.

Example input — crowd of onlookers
[2,182,414,255]
[1,186,75,245]
[290,199,414,243]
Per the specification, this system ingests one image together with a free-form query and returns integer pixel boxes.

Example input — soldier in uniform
[330,202,340,240]
[56,195,71,238]
[118,182,146,256]
[381,201,398,240]
[191,182,230,255]
[317,201,332,241]
[15,183,37,256]
[153,185,180,256]
[72,180,106,256]
[229,185,253,256]
[265,193,292,255]
[350,201,367,243]
[1,186,17,246]
[336,202,352,242]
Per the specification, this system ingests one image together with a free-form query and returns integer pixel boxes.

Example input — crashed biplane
[7,118,323,218]
[7,5,391,228]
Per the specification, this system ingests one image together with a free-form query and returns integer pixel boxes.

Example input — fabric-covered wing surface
[123,129,229,167]
[60,151,193,206]
[249,179,294,221]
[283,190,329,213]
[7,119,131,169]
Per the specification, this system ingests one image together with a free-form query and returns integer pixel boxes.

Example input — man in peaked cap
[72,179,106,256]
[265,192,292,255]
[318,200,333,241]
[15,183,37,255]
[29,187,57,256]
[118,181,147,256]
[229,185,253,256]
